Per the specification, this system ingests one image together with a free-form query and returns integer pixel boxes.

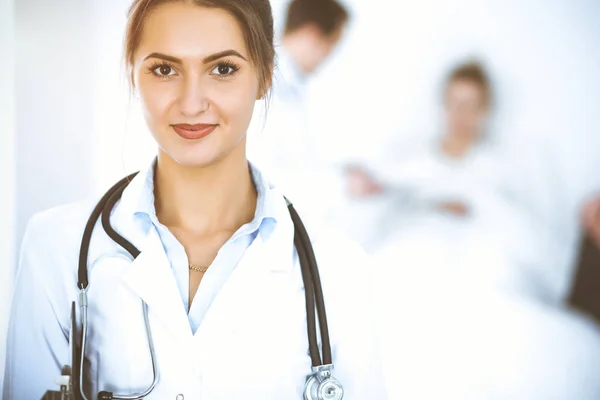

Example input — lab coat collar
[121,225,193,340]
[115,184,296,341]
[116,157,280,241]
[108,157,295,271]
[258,185,296,273]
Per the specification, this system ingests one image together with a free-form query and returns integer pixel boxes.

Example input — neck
[154,146,257,235]
[441,133,476,159]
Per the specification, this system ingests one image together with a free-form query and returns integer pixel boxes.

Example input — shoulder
[24,199,97,251]
[19,199,99,284]
[13,200,99,325]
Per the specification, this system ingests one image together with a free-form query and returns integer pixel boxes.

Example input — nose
[178,74,209,117]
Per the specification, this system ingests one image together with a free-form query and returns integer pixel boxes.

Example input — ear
[129,70,139,96]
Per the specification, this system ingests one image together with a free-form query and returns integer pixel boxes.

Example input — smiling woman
[127,1,271,168]
[3,1,385,399]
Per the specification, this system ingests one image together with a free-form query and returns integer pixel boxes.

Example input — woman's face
[133,2,261,167]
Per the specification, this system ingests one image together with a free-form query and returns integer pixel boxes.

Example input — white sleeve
[3,216,70,400]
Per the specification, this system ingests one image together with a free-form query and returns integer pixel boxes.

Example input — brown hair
[124,0,274,95]
[284,0,349,36]
[446,61,492,107]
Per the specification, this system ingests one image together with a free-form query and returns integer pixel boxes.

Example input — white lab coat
[247,48,345,228]
[3,178,385,399]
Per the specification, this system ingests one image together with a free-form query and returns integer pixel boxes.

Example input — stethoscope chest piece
[304,364,344,400]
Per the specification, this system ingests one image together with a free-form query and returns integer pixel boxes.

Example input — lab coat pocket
[198,271,311,398]
[237,271,311,381]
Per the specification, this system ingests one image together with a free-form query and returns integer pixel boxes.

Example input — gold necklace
[188,263,209,273]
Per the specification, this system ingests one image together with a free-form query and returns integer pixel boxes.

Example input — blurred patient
[366,62,600,399]
[247,0,349,222]
[362,63,600,399]
[348,61,502,217]
[346,61,517,262]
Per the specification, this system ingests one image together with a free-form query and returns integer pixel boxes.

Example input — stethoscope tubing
[76,172,333,399]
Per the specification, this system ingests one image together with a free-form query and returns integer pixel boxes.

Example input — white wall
[90,0,154,192]
[15,0,96,243]
[0,0,16,392]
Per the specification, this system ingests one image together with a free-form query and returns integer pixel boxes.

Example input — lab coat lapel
[196,205,296,340]
[121,225,192,341]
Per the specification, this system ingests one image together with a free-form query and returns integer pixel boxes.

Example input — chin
[157,130,245,169]
[158,144,222,169]
[179,153,225,169]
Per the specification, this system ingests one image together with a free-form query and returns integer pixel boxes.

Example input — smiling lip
[172,123,217,140]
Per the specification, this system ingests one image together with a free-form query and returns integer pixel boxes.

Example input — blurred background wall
[0,0,16,390]
[14,0,96,246]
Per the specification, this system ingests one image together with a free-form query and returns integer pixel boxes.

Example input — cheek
[213,80,258,132]
[143,91,172,125]
[137,77,177,125]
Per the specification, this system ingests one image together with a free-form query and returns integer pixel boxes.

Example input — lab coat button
[176,394,184,400]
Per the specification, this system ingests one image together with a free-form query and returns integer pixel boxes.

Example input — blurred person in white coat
[247,0,349,226]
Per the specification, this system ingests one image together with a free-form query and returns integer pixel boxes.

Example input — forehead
[447,79,484,98]
[137,3,247,60]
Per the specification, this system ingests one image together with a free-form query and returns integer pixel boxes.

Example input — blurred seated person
[365,67,600,397]
[347,61,507,218]
[345,61,516,254]
[357,61,571,300]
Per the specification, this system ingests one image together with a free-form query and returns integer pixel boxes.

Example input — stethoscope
[71,172,344,400]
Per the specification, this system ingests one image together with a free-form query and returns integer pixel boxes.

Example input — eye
[216,65,232,75]
[147,62,177,79]
[211,61,240,77]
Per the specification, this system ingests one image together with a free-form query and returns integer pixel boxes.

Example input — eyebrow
[144,50,248,64]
